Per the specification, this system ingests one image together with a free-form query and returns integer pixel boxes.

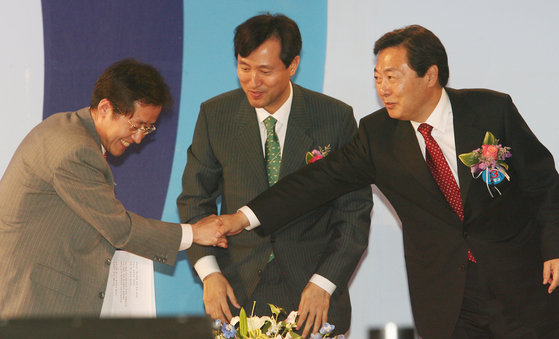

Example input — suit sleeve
[177,104,222,267]
[501,95,559,261]
[53,143,181,265]
[309,109,373,289]
[251,114,377,237]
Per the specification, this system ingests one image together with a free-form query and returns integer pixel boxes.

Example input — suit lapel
[392,120,446,201]
[447,89,487,203]
[234,99,269,191]
[280,85,313,178]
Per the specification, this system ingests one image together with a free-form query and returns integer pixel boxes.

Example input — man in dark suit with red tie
[177,13,372,338]
[216,25,559,338]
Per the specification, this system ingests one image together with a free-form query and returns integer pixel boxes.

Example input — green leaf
[261,321,271,334]
[497,161,509,170]
[459,151,478,167]
[290,332,303,339]
[268,304,285,317]
[482,131,496,145]
[305,152,313,164]
[239,307,248,337]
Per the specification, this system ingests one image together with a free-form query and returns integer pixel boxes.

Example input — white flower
[265,318,280,336]
[247,316,273,332]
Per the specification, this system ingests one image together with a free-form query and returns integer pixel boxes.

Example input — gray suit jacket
[0,108,181,318]
[177,84,373,333]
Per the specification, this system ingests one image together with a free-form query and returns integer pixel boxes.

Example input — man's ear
[288,55,300,76]
[96,98,113,119]
[425,65,439,87]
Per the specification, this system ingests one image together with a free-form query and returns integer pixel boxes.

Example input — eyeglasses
[114,104,156,135]
[125,117,156,135]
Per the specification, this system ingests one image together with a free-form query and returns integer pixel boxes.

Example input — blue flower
[222,323,236,338]
[310,333,323,339]
[212,319,222,330]
[320,323,335,335]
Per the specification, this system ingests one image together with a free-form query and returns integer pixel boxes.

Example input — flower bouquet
[213,304,343,339]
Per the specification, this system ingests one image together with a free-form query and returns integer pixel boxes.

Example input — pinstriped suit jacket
[178,84,373,333]
[0,108,181,318]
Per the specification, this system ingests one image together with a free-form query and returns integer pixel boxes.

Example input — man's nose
[377,80,390,96]
[250,71,262,87]
[131,130,145,144]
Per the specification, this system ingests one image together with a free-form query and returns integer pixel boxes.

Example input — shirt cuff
[309,274,336,295]
[238,206,261,231]
[194,255,221,281]
[179,224,193,251]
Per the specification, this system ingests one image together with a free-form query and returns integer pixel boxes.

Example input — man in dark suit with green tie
[177,13,373,337]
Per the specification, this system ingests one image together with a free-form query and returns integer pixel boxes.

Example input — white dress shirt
[410,89,459,185]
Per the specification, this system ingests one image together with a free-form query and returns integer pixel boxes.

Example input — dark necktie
[264,116,281,262]
[264,116,281,186]
[418,123,476,263]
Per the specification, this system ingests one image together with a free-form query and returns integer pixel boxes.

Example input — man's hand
[543,258,559,293]
[192,215,227,248]
[203,272,241,323]
[215,211,250,237]
[297,282,330,338]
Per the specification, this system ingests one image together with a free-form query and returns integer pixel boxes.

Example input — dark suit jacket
[177,84,373,333]
[247,88,559,339]
[0,108,181,318]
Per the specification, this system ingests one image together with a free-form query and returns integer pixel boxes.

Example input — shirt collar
[255,82,293,125]
[411,88,451,133]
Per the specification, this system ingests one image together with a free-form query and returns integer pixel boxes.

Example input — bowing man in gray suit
[177,13,373,338]
[0,59,226,319]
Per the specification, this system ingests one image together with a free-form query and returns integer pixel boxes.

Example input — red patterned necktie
[418,123,476,263]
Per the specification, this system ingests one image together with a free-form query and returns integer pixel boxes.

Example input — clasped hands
[191,215,229,248]
[190,211,249,248]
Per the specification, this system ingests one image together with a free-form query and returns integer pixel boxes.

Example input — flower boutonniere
[458,131,512,197]
[306,145,331,164]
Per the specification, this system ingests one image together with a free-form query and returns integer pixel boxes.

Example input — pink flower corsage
[459,132,511,197]
[306,145,331,164]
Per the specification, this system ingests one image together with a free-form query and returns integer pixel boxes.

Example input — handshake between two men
[192,212,250,247]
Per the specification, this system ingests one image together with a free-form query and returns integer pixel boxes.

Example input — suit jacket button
[154,256,159,262]
[105,259,112,266]
[162,258,167,263]
[463,232,470,238]
[99,292,105,299]
[270,235,276,243]
[257,270,263,277]
[458,264,466,271]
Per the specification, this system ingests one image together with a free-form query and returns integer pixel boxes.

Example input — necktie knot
[264,116,277,134]
[418,123,433,138]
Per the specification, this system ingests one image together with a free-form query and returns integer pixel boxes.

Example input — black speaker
[0,316,213,339]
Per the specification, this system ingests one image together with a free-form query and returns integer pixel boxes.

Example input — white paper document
[100,250,156,318]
